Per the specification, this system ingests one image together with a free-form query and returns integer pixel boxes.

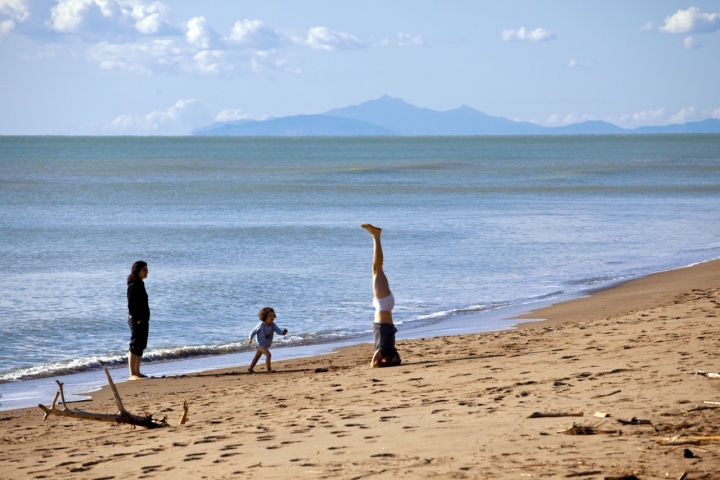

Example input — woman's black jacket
[127,281,150,323]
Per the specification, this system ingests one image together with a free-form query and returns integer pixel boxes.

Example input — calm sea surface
[1,135,720,387]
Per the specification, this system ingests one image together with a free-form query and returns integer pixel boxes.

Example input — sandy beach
[2,260,720,479]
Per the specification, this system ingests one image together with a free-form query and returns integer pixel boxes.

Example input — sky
[0,0,719,135]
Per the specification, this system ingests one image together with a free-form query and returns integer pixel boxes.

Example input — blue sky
[1,0,719,134]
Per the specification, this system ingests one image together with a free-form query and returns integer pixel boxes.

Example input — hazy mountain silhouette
[630,118,720,134]
[193,96,720,136]
[324,95,545,135]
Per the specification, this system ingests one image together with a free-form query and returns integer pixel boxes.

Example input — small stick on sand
[696,370,720,378]
[179,399,189,425]
[590,389,621,399]
[529,411,584,418]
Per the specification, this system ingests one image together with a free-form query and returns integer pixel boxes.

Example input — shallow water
[1,135,720,395]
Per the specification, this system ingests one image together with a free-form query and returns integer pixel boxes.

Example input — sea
[1,135,720,411]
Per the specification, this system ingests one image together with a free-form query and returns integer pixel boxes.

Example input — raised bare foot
[361,224,382,236]
[128,375,144,381]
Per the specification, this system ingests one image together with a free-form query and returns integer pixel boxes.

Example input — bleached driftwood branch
[657,436,720,446]
[38,368,187,429]
[696,370,720,378]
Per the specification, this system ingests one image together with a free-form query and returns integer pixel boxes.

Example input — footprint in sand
[220,444,243,450]
[183,453,206,462]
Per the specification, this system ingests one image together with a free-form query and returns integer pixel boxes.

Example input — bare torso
[374,311,393,324]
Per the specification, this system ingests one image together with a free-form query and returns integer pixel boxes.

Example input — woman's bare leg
[135,356,147,378]
[128,351,135,378]
[361,224,391,299]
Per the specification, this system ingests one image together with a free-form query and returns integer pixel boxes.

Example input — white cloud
[47,0,176,39]
[669,107,699,124]
[568,59,594,68]
[395,32,425,47]
[87,34,288,76]
[684,36,703,49]
[225,19,284,49]
[374,32,426,47]
[185,16,219,49]
[0,0,28,20]
[632,108,665,123]
[501,27,555,42]
[618,106,718,127]
[543,106,717,129]
[190,49,230,75]
[300,26,365,50]
[545,114,561,125]
[542,113,598,126]
[87,39,182,75]
[638,21,654,32]
[110,98,210,134]
[0,18,13,35]
[565,113,597,124]
[7,4,404,76]
[215,109,249,122]
[659,7,720,34]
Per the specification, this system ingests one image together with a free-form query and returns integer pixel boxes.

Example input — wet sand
[1,260,720,479]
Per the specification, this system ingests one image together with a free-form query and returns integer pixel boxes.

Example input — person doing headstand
[362,224,401,368]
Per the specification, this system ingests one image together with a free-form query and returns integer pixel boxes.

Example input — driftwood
[559,423,617,435]
[179,399,189,425]
[696,370,720,378]
[590,389,621,399]
[703,401,720,405]
[657,436,720,446]
[38,368,189,429]
[687,405,720,413]
[617,417,652,425]
[529,411,583,418]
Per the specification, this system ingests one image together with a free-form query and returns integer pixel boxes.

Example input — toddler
[248,307,288,373]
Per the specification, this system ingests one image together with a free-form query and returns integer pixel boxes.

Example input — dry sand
[2,260,720,479]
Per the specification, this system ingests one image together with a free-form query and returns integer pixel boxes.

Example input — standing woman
[361,224,401,368]
[127,261,150,380]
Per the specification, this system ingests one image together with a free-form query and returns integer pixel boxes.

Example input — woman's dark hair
[258,307,276,322]
[127,261,148,285]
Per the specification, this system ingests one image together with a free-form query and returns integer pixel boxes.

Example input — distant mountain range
[193,96,720,136]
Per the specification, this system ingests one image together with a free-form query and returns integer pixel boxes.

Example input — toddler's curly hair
[258,307,276,322]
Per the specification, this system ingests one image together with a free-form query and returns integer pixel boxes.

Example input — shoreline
[512,257,720,329]
[2,257,719,411]
[1,257,720,477]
